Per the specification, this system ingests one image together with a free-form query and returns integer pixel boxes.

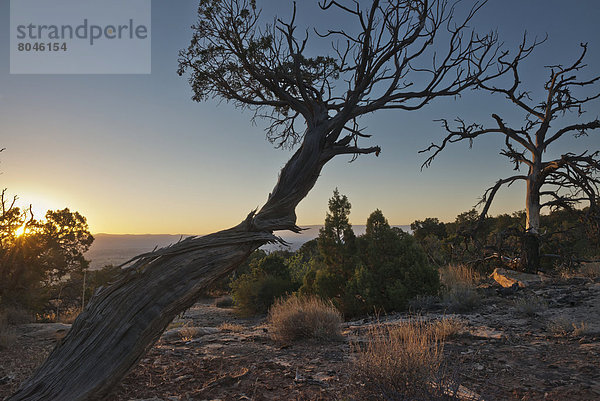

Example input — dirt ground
[1,276,600,401]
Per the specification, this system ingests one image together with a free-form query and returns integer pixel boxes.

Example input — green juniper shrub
[206,249,267,295]
[299,189,358,310]
[286,239,318,286]
[300,190,440,318]
[345,211,440,316]
[230,253,297,316]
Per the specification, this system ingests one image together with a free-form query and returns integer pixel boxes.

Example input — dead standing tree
[422,42,600,272]
[11,0,514,399]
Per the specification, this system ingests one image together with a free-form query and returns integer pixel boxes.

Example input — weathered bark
[9,124,349,401]
[522,161,542,273]
[521,232,540,273]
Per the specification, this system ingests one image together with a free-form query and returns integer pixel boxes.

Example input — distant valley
[85,225,411,269]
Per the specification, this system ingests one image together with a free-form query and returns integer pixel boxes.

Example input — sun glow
[15,225,27,237]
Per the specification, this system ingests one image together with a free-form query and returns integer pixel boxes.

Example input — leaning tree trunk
[9,125,336,400]
[522,163,542,273]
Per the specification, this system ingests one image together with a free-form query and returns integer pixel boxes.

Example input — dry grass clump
[547,315,588,337]
[218,323,245,333]
[572,322,588,336]
[440,265,481,313]
[431,316,466,339]
[268,295,342,343]
[513,295,548,317]
[177,325,218,341]
[440,264,480,289]
[388,317,464,343]
[352,319,463,400]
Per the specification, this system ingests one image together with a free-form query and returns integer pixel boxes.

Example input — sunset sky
[1,0,599,235]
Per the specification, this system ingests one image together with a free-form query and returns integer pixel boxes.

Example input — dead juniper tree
[422,41,600,273]
[10,1,517,399]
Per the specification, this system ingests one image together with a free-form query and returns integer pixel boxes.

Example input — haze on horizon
[1,1,599,235]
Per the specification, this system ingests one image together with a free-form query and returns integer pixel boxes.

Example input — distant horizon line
[92,223,413,236]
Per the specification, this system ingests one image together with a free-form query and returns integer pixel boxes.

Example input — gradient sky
[1,0,599,235]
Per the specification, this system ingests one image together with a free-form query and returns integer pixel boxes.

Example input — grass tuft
[352,318,465,400]
[218,323,245,333]
[432,316,466,339]
[440,264,481,289]
[440,265,481,313]
[268,294,342,343]
[547,315,588,337]
[513,295,548,317]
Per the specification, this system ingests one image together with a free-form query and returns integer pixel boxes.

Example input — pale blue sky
[1,0,599,234]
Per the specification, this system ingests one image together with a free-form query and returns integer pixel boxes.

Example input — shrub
[352,319,461,400]
[286,243,318,285]
[336,216,440,317]
[442,286,481,313]
[268,295,342,343]
[513,295,548,317]
[214,295,234,308]
[300,196,440,317]
[230,254,297,316]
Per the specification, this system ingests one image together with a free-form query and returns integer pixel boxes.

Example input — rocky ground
[1,274,600,401]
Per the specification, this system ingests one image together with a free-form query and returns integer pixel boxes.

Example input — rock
[491,268,543,288]
[497,282,520,296]
[161,326,219,341]
[22,323,71,340]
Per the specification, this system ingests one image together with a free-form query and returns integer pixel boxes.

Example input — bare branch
[179,0,512,151]
[476,175,527,222]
